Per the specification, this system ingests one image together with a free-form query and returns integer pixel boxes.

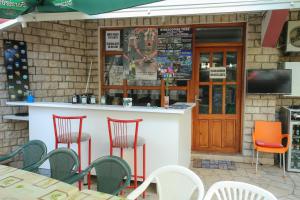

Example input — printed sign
[157,27,192,79]
[209,67,226,79]
[105,30,121,51]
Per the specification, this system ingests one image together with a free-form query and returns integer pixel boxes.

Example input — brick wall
[1,11,300,166]
[0,20,93,167]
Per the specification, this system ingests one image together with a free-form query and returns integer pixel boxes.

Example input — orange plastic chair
[252,121,290,176]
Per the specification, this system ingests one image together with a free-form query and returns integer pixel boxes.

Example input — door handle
[195,95,201,102]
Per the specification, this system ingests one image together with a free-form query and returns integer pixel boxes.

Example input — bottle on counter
[72,94,79,104]
[81,94,87,104]
[26,90,35,103]
[90,95,96,104]
[100,95,106,105]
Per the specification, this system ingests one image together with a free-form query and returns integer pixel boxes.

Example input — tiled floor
[116,162,300,200]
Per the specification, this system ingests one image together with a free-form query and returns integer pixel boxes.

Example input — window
[101,29,188,107]
[195,27,243,43]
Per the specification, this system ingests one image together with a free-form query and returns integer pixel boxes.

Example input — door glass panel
[212,52,224,82]
[212,85,223,114]
[226,52,237,81]
[212,52,223,67]
[199,53,210,82]
[226,85,236,114]
[198,86,209,114]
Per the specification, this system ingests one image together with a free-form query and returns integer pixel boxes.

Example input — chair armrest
[0,146,23,163]
[64,173,86,184]
[127,176,153,200]
[64,167,90,184]
[24,155,47,172]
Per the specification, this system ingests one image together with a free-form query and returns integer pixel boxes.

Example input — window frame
[99,23,245,107]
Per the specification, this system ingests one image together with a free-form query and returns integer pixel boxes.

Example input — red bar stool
[52,115,91,190]
[107,117,146,197]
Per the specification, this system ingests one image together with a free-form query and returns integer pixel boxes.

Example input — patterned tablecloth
[0,165,126,200]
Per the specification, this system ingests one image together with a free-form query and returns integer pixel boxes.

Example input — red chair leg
[120,147,123,158]
[110,145,113,156]
[78,143,82,190]
[142,144,146,198]
[88,138,91,189]
[134,146,138,189]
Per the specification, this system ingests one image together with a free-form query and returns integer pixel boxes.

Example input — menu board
[3,40,29,101]
[157,27,192,79]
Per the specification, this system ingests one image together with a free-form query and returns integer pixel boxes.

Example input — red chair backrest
[53,115,86,144]
[107,117,143,148]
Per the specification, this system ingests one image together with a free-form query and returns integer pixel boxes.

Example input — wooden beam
[261,9,289,47]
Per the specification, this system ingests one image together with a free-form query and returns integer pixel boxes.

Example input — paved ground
[118,163,300,200]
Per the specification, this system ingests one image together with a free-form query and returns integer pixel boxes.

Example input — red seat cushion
[255,140,283,148]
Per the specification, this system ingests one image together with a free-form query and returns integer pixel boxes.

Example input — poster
[104,55,124,85]
[4,40,29,101]
[123,28,158,80]
[157,27,192,79]
[105,30,122,51]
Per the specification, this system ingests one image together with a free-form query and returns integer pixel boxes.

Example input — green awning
[0,0,160,19]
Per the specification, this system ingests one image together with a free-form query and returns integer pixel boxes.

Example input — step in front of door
[191,152,274,165]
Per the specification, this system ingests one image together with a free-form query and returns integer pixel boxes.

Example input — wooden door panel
[222,120,236,148]
[193,120,209,149]
[209,120,222,148]
[192,46,243,153]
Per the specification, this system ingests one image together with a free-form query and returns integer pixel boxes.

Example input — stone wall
[1,11,300,166]
[0,20,93,167]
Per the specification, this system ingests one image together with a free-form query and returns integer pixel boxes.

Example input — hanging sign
[209,67,226,79]
[105,30,121,51]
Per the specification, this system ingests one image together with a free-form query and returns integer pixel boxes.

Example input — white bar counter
[7,101,194,176]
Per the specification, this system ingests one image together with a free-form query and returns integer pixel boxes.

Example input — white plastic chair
[127,165,205,200]
[203,181,278,200]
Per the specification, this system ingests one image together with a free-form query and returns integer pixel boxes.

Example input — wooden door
[192,47,243,153]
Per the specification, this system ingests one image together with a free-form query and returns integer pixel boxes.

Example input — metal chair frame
[53,114,91,189]
[107,117,145,195]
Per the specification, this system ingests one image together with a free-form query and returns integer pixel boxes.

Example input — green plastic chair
[26,147,79,183]
[67,156,131,196]
[0,140,47,171]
